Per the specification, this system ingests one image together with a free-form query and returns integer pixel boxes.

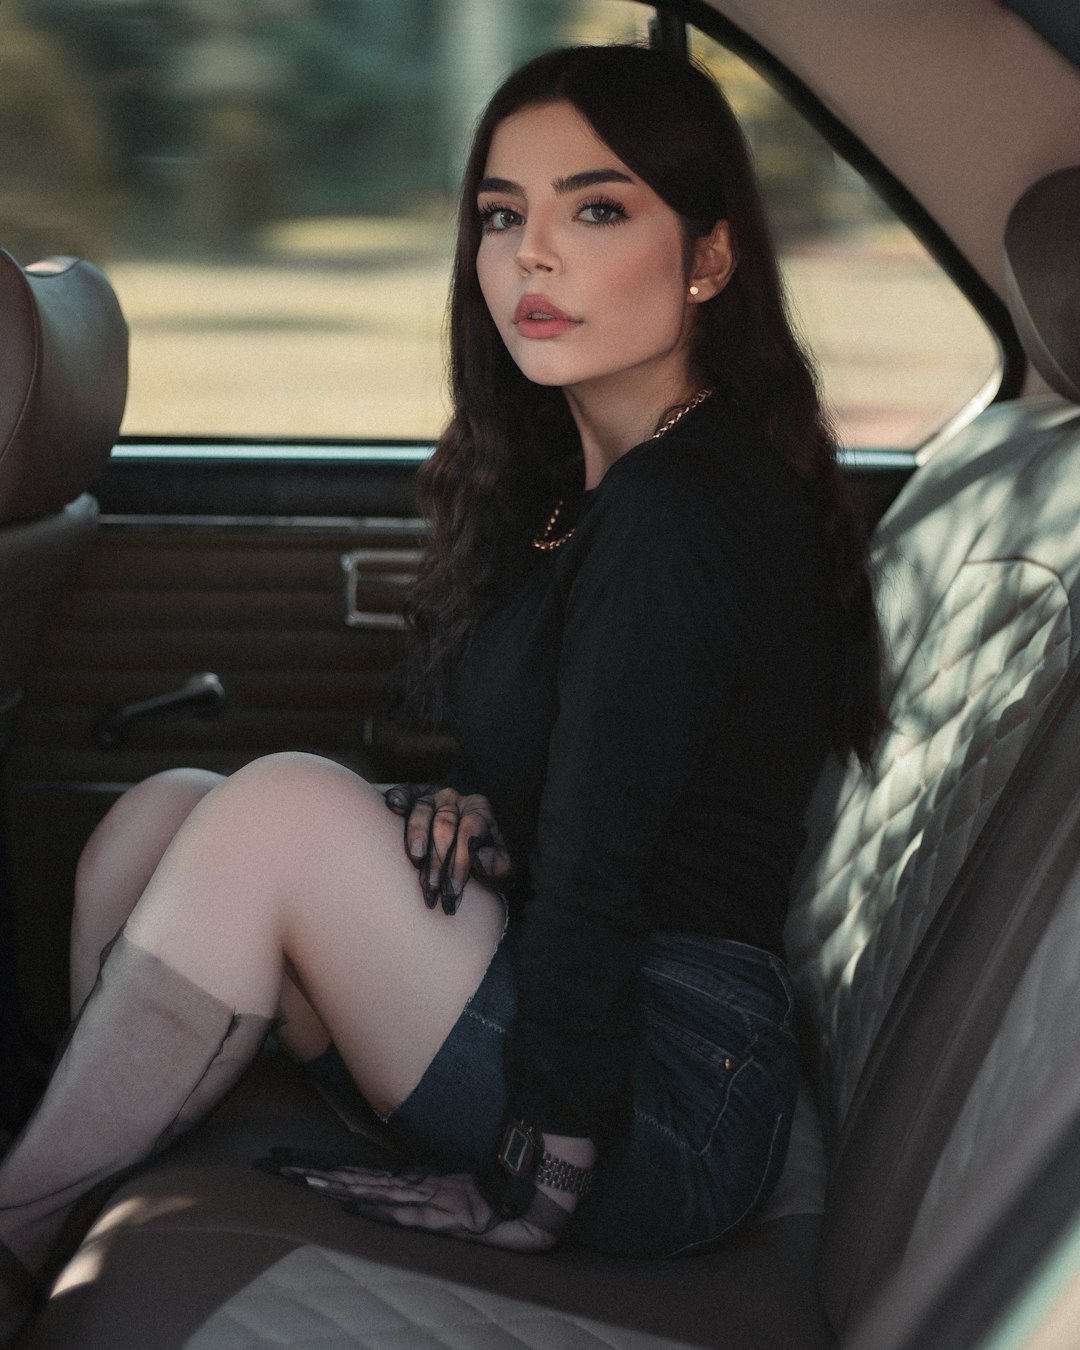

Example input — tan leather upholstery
[0,252,127,719]
[0,498,98,722]
[0,251,127,525]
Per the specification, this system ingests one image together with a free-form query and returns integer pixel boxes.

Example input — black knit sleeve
[503,443,755,1139]
[439,757,486,798]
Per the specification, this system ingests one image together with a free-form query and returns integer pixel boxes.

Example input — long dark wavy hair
[396,43,884,763]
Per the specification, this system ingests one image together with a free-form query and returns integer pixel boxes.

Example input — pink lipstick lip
[513,294,580,339]
[513,294,576,325]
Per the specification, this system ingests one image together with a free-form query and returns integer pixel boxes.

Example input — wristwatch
[496,1120,594,1198]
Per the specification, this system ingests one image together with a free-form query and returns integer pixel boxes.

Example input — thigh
[382,934,515,1162]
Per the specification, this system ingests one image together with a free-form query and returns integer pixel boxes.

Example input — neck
[563,373,702,490]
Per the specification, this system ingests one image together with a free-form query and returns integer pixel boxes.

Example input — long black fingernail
[441,885,460,917]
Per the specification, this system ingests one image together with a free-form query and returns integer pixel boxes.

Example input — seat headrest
[0,250,128,525]
[1003,166,1080,403]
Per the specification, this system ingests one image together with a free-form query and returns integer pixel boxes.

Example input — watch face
[501,1122,535,1177]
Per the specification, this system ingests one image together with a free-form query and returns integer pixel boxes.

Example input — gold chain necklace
[531,388,715,552]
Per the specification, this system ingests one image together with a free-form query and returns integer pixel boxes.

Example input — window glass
[0,0,997,448]
[685,29,1000,450]
[2,0,600,439]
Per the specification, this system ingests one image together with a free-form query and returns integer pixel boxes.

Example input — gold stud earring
[689,285,700,297]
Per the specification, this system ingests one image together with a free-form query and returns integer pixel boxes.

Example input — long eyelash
[477,203,517,231]
[580,196,629,224]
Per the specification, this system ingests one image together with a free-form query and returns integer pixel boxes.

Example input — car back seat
[788,389,1080,1135]
[839,650,1080,1348]
[17,167,1080,1350]
[794,163,1080,1345]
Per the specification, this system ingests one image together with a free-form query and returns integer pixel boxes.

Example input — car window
[0,0,998,450]
[682,28,1001,453]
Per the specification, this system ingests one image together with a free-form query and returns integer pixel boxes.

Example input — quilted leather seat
[17,168,1080,1348]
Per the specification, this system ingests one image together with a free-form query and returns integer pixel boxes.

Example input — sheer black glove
[258,1150,571,1252]
[384,783,512,914]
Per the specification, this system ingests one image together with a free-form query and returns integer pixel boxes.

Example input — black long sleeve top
[443,394,841,1141]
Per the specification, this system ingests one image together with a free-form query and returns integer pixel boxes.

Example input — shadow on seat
[0,249,128,1132]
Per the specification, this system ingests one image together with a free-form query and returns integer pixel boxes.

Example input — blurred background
[0,0,998,445]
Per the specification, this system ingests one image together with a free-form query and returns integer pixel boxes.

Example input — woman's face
[475,100,696,407]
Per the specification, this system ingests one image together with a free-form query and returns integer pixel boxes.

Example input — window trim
[111,437,913,471]
[114,440,432,466]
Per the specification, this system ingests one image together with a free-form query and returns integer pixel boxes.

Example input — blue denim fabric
[384,930,801,1258]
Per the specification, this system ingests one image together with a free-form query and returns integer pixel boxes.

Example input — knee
[214,753,382,838]
[105,767,223,826]
[228,751,370,801]
[132,766,225,812]
[75,767,225,898]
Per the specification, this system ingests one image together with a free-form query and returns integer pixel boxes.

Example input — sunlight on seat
[94,1193,199,1233]
[51,1247,104,1297]
[54,1191,204,1290]
[50,1193,201,1296]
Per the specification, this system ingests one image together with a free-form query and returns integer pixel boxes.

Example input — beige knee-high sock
[0,929,270,1334]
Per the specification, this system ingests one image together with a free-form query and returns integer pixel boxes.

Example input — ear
[687,220,736,303]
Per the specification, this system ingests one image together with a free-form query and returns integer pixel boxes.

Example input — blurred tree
[0,0,116,260]
[2,0,592,255]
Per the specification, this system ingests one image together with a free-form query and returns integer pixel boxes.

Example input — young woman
[0,43,882,1336]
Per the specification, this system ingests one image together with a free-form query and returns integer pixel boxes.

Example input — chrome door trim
[341,547,422,631]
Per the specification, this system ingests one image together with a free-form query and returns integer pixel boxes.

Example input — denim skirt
[377,929,802,1258]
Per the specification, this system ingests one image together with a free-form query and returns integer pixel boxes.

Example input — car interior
[2,0,1080,1346]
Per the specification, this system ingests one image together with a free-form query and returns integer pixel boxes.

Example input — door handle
[94,672,227,749]
[341,548,421,631]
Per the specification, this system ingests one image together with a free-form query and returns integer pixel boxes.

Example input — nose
[514,217,559,274]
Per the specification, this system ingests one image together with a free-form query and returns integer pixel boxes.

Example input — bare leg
[71,768,223,1011]
[124,752,505,1116]
[72,767,332,1061]
[0,751,503,1327]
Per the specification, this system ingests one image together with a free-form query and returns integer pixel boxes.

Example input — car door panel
[5,452,456,1041]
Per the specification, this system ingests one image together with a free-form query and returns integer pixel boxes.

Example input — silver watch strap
[535,1151,593,1197]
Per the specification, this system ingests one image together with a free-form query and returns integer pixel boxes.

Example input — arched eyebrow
[476,169,634,196]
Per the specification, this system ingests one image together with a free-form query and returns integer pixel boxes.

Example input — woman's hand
[266,1159,570,1252]
[384,784,511,914]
